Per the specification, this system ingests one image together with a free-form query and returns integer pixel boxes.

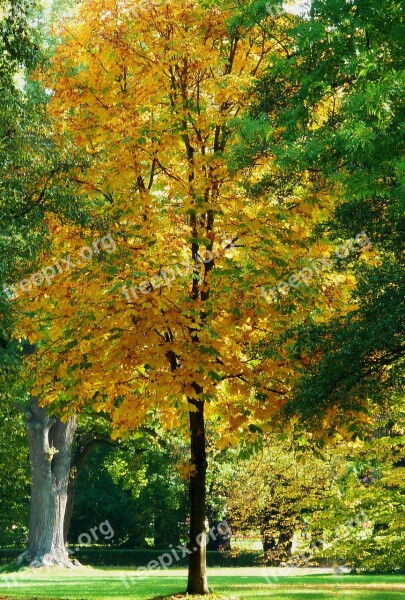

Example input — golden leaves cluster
[22,0,353,444]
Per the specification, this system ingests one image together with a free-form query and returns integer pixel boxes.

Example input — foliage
[218,425,404,573]
[0,0,46,552]
[0,0,93,385]
[312,426,405,574]
[244,0,404,430]
[69,445,141,547]
[106,438,189,548]
[70,435,189,548]
[0,404,29,548]
[236,0,405,571]
[0,0,41,82]
[20,0,354,460]
[223,434,333,564]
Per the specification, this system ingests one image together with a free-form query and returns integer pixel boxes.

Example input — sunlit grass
[0,567,404,599]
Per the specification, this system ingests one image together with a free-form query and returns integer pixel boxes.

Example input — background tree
[312,416,405,573]
[243,0,404,432]
[0,0,44,553]
[223,434,333,564]
[240,0,404,570]
[100,433,189,549]
[0,0,100,567]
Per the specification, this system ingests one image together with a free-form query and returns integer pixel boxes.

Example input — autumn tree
[23,0,351,591]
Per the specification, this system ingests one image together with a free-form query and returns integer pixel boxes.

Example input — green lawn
[0,567,404,599]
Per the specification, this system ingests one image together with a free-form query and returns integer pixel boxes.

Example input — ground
[0,567,404,599]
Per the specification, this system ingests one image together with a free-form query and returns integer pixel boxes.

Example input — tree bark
[187,398,209,595]
[17,397,77,568]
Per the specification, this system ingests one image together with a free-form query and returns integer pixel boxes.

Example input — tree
[68,444,140,548]
[0,79,80,569]
[16,396,77,567]
[245,0,404,433]
[101,431,189,549]
[223,434,333,564]
[300,422,405,573]
[241,0,404,568]
[0,0,53,558]
[21,0,353,592]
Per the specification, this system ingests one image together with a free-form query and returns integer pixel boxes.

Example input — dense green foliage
[0,0,45,547]
[0,0,40,81]
[70,440,189,548]
[0,406,29,547]
[246,0,404,420]
[238,0,405,571]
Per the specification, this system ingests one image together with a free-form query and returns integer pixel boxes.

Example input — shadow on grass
[150,596,234,600]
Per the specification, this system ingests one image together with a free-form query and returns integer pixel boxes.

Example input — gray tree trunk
[17,397,77,568]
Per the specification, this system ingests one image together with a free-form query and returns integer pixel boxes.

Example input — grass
[0,567,404,599]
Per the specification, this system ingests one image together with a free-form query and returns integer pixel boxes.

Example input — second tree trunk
[18,398,76,568]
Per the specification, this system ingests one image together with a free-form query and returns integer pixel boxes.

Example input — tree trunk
[187,399,209,595]
[17,397,77,568]
[261,509,294,566]
[63,469,77,544]
[262,534,277,554]
[278,529,294,561]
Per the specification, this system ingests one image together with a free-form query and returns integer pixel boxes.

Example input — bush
[74,548,263,567]
[347,538,405,575]
[314,535,405,575]
[0,548,262,568]
[0,549,20,566]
